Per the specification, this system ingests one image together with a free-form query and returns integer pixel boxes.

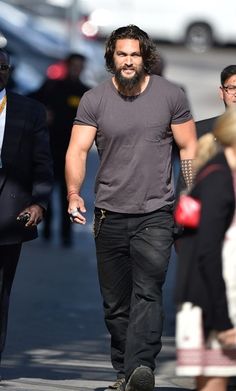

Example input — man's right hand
[68,194,86,224]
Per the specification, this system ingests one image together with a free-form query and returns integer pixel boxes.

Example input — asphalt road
[2,240,194,391]
[1,149,195,391]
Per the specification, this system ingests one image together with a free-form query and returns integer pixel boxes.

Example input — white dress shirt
[0,89,7,168]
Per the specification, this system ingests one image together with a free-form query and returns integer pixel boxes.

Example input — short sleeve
[74,91,98,128]
[171,87,192,124]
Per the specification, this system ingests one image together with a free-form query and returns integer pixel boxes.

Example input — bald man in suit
[0,48,53,375]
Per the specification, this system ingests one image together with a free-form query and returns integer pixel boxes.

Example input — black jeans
[94,207,174,380]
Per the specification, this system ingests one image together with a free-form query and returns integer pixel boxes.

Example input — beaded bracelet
[67,191,79,201]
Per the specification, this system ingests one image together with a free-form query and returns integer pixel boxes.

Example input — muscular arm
[172,119,197,188]
[65,123,97,224]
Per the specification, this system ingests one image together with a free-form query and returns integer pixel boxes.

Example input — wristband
[67,191,79,201]
[181,159,195,189]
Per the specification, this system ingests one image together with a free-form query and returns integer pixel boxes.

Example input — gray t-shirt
[74,74,192,214]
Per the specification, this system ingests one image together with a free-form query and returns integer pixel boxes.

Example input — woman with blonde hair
[175,106,236,391]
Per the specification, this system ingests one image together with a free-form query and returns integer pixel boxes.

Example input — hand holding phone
[17,212,31,225]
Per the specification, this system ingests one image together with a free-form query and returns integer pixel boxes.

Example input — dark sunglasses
[0,64,11,71]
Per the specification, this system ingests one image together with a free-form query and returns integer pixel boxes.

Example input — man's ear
[219,86,224,101]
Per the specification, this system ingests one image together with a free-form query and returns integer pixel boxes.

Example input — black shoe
[125,366,155,391]
[106,377,126,391]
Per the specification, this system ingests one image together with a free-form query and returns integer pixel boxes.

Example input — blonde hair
[194,107,236,172]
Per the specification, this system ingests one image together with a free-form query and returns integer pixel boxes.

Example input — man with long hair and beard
[113,48,145,97]
[65,25,197,391]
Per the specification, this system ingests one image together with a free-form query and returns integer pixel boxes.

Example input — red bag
[174,194,201,228]
[174,163,223,229]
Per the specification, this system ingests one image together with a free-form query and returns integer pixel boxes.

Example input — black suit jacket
[196,116,219,138]
[0,91,53,245]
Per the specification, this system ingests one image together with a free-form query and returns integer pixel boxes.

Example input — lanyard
[0,95,7,115]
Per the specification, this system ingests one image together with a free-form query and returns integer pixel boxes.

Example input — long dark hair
[104,25,158,74]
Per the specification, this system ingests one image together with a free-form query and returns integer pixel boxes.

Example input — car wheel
[185,23,213,52]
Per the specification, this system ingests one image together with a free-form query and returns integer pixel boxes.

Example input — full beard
[114,67,145,97]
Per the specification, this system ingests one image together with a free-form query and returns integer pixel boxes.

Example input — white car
[0,0,107,92]
[79,0,236,52]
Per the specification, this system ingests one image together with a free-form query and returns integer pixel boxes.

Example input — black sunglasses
[0,64,11,71]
